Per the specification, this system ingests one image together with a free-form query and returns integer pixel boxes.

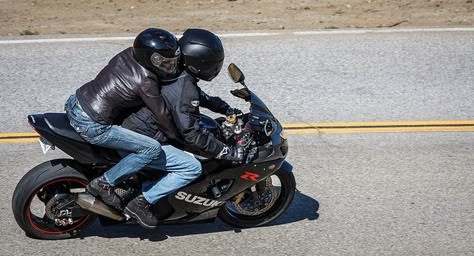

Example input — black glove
[217,145,244,162]
[225,107,243,116]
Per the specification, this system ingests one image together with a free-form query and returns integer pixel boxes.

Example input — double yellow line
[284,120,474,134]
[0,132,39,144]
[1,120,474,144]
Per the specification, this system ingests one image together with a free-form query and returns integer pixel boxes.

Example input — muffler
[75,193,125,221]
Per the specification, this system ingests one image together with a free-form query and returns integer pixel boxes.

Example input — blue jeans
[64,94,163,187]
[119,145,202,204]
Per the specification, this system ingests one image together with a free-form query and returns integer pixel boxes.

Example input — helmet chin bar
[185,66,219,82]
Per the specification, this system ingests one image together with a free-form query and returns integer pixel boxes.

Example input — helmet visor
[151,52,179,75]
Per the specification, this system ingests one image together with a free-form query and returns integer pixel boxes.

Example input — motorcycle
[12,63,295,240]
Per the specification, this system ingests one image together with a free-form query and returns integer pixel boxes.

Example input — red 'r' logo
[240,171,260,182]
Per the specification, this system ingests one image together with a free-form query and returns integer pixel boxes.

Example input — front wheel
[12,159,96,240]
[218,168,296,228]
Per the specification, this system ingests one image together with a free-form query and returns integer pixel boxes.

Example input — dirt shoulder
[1,0,473,36]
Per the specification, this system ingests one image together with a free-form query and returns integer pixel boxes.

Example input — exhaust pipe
[75,193,125,221]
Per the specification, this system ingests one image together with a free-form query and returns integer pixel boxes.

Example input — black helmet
[178,29,224,81]
[133,28,180,79]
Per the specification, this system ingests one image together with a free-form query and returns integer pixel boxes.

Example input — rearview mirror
[227,63,245,84]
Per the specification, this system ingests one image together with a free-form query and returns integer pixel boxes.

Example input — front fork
[234,179,267,207]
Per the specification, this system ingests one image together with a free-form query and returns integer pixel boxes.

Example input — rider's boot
[123,195,159,229]
[87,175,123,210]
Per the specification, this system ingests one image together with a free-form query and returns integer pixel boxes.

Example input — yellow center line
[0,120,473,144]
[284,120,474,128]
[0,138,39,144]
[286,126,474,134]
[0,132,38,138]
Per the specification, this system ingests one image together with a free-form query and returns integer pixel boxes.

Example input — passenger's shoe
[87,175,123,210]
[123,195,159,229]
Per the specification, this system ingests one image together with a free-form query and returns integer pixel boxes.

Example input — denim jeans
[64,94,163,186]
[119,145,202,204]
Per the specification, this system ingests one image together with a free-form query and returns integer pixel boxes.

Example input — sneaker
[123,195,159,229]
[87,175,123,210]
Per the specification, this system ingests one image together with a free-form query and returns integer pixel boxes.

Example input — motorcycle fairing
[161,158,285,222]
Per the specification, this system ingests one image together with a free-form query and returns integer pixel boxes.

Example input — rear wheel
[218,168,296,228]
[12,159,96,240]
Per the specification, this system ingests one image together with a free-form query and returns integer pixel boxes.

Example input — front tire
[12,159,96,240]
[218,168,296,228]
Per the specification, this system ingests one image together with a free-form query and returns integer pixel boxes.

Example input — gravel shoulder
[1,0,473,36]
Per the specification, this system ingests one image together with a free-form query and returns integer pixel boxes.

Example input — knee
[188,159,202,180]
[140,143,162,159]
[150,144,162,158]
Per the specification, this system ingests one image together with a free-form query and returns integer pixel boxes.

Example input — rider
[119,29,245,228]
[64,28,184,212]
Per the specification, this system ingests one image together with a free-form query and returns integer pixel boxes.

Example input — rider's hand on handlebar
[217,145,244,163]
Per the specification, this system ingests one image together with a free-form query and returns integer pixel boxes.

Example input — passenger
[64,28,180,212]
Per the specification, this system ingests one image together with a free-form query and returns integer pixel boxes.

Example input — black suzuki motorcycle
[12,63,295,240]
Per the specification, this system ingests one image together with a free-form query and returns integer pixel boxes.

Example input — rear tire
[218,168,296,228]
[12,159,96,240]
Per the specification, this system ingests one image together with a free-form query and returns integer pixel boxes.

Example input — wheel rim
[225,172,288,220]
[27,178,91,235]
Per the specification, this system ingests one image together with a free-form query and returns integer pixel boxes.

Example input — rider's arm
[197,87,230,115]
[168,78,225,157]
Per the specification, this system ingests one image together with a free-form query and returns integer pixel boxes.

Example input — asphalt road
[0,29,473,255]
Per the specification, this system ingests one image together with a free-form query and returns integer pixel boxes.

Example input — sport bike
[12,63,295,240]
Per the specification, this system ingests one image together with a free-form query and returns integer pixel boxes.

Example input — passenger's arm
[137,79,178,139]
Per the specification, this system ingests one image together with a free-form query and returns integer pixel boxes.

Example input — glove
[225,107,243,116]
[216,145,244,162]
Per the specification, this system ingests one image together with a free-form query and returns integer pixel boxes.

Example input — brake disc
[232,177,280,216]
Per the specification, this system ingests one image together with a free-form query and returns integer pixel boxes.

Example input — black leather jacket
[122,70,230,157]
[75,47,178,139]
